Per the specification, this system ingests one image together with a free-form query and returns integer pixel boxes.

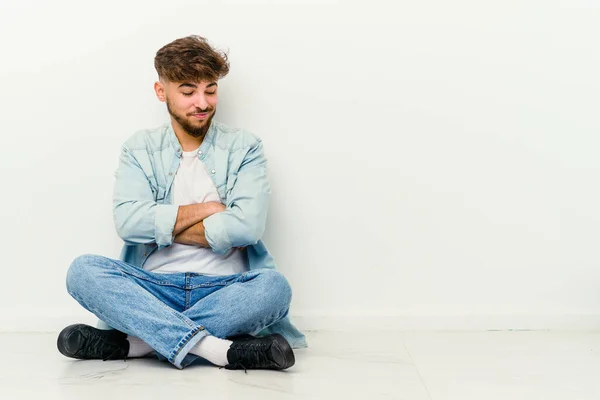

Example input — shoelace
[220,363,248,373]
[79,334,127,362]
[225,342,272,372]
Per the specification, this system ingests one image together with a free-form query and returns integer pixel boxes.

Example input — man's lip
[191,112,209,118]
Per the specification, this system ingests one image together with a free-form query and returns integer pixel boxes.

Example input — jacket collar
[166,121,217,157]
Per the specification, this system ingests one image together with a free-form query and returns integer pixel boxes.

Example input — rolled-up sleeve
[203,139,271,255]
[113,146,179,249]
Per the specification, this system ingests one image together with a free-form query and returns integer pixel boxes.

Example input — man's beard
[166,98,215,138]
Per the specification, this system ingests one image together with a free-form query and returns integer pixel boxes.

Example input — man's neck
[171,120,206,152]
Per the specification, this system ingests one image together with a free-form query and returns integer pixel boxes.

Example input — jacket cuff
[154,204,179,248]
[203,213,232,255]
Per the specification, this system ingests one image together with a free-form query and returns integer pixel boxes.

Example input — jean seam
[115,266,182,287]
[169,326,205,365]
[189,282,229,289]
[189,274,241,290]
[88,255,178,287]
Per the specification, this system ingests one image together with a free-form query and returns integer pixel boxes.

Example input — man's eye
[182,92,194,96]
[206,91,216,95]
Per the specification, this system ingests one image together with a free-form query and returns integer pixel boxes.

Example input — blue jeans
[65,254,292,369]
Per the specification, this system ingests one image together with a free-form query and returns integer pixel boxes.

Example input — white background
[1,0,599,331]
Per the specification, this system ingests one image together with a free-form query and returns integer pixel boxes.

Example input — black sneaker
[57,324,129,361]
[225,333,295,371]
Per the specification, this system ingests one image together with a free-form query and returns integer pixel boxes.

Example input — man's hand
[172,202,226,237]
[173,202,226,247]
[210,202,226,214]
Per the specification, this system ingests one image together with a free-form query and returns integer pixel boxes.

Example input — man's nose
[194,94,209,110]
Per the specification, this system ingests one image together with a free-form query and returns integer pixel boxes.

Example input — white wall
[1,0,599,332]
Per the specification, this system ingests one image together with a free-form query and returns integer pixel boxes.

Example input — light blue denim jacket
[96,120,307,349]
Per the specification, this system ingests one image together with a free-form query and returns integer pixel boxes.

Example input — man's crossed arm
[172,202,224,247]
[114,138,269,254]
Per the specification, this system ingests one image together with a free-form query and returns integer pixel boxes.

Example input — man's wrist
[173,220,209,247]
[194,202,217,220]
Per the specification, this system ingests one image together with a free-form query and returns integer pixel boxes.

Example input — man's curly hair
[154,35,230,83]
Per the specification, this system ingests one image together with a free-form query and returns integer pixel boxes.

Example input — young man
[57,35,306,371]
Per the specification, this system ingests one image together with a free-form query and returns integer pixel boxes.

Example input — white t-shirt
[143,147,248,275]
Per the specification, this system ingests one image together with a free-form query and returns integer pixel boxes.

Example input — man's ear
[154,81,166,102]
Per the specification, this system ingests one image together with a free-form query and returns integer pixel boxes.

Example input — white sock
[188,335,233,366]
[126,336,154,358]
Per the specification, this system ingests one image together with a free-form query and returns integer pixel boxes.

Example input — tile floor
[1,330,599,399]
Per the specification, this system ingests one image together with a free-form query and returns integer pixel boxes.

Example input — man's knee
[255,269,292,309]
[66,254,103,296]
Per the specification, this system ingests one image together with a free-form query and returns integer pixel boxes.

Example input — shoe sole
[269,334,295,370]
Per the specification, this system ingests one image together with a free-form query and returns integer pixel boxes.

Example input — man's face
[155,79,219,138]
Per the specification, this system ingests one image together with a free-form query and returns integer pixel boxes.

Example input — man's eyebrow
[178,82,218,89]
